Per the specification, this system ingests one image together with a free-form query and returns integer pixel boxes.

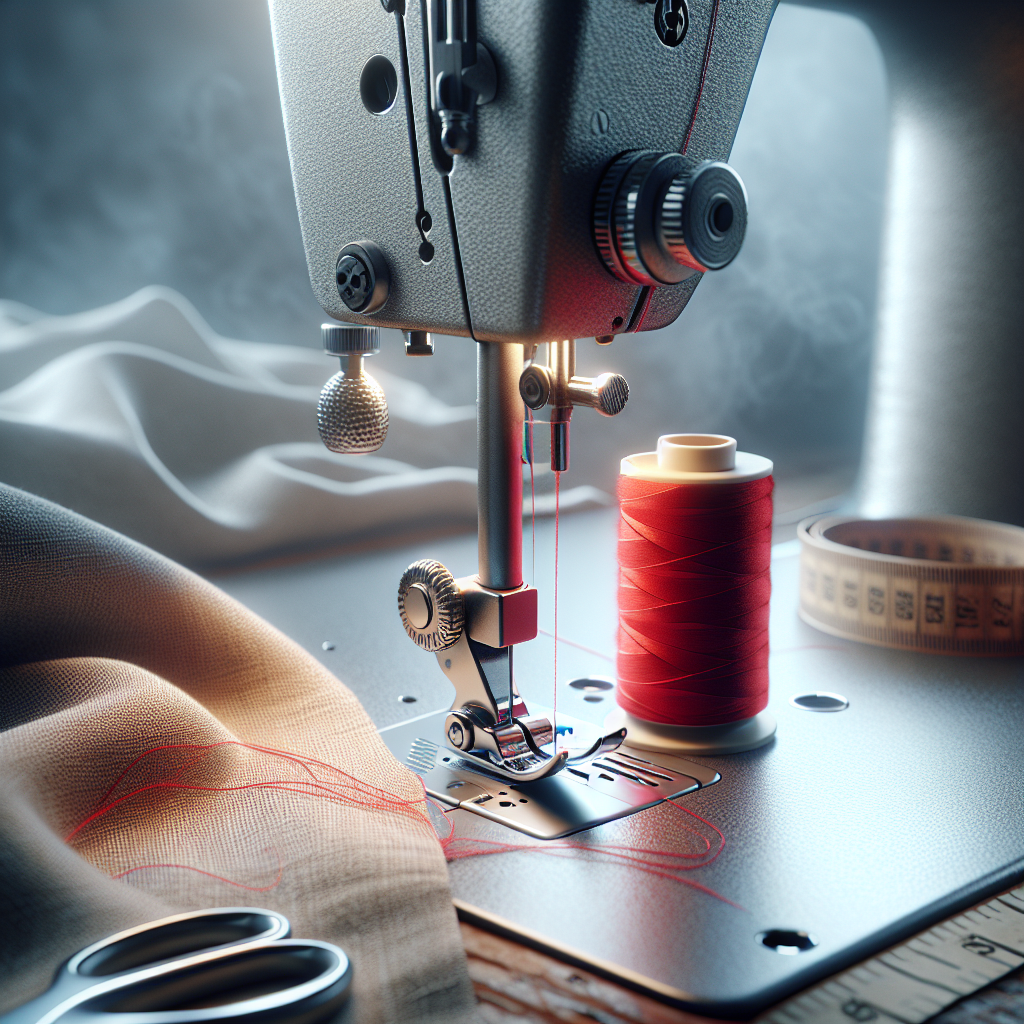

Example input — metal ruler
[764,887,1024,1024]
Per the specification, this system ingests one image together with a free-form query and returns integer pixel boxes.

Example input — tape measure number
[798,517,1024,655]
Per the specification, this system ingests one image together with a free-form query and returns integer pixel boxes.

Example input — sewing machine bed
[212,509,1024,1018]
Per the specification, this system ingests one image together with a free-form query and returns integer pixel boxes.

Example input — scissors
[0,907,352,1024]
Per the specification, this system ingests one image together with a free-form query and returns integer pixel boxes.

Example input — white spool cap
[658,433,736,472]
[611,431,776,754]
[620,433,772,484]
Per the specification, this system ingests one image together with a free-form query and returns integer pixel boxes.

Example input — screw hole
[790,692,848,712]
[359,55,399,115]
[418,241,435,264]
[759,930,818,954]
[710,198,734,236]
[612,316,624,329]
[398,694,418,703]
[499,800,513,807]
[569,677,615,692]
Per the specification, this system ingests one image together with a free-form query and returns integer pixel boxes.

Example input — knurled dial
[397,560,464,652]
[318,370,389,454]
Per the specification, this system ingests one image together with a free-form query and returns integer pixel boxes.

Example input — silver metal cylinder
[477,341,524,590]
[846,2,1024,526]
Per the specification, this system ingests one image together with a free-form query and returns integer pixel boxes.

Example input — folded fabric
[0,484,480,1023]
[0,287,479,568]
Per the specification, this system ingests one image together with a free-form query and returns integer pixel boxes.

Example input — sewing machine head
[266,0,778,785]
[268,0,771,346]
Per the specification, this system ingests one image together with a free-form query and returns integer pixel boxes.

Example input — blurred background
[0,0,888,561]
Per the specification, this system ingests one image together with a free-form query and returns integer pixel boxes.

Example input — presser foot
[518,717,627,767]
[564,727,628,765]
[396,559,627,784]
[443,701,626,783]
[444,708,569,782]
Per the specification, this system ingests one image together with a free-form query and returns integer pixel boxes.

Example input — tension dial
[397,560,465,652]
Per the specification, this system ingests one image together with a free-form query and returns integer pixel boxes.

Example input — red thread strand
[528,408,536,585]
[71,739,736,906]
[616,474,774,726]
[430,794,740,908]
[114,851,283,893]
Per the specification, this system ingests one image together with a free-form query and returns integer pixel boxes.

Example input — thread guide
[379,708,719,839]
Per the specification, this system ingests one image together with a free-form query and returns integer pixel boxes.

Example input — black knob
[335,240,391,314]
[593,151,747,286]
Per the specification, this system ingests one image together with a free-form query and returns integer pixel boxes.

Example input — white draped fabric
[0,288,487,566]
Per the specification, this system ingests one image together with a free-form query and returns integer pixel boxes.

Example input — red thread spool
[607,434,777,755]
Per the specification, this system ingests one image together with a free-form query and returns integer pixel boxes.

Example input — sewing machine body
[266,0,1024,1016]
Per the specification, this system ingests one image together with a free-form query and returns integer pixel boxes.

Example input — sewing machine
[264,0,1024,1017]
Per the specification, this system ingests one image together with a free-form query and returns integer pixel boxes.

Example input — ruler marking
[878,952,973,997]
[996,893,1024,915]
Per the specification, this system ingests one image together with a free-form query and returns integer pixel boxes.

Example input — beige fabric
[0,483,479,1023]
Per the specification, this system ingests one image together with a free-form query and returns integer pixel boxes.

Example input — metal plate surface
[212,510,1024,1019]
[380,710,718,839]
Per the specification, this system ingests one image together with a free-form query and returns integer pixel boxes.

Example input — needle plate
[379,709,719,839]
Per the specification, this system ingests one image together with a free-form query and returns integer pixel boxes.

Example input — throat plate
[379,709,719,839]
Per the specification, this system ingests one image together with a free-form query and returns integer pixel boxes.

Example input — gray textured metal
[268,0,776,342]
[316,367,389,454]
[268,0,468,336]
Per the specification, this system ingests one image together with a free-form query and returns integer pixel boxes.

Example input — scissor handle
[66,908,291,979]
[59,939,351,1024]
[1,908,353,1024]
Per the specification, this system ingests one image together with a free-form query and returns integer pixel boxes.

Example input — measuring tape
[798,516,1024,655]
[762,885,1024,1024]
